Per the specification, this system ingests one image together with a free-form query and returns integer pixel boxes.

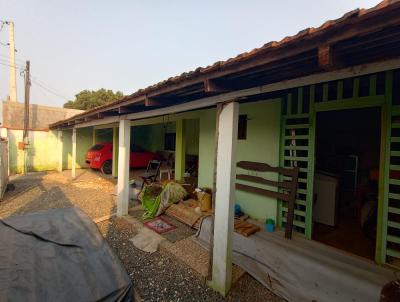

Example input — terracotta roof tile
[51,0,400,127]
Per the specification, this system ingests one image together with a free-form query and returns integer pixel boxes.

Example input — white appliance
[313,172,339,227]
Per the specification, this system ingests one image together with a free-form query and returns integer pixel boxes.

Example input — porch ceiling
[51,0,400,130]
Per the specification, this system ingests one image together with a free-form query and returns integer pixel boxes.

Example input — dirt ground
[0,169,284,302]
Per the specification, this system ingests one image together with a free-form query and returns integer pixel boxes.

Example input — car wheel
[101,160,112,174]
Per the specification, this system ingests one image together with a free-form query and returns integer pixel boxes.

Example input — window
[89,144,104,151]
[164,133,176,151]
[238,114,247,140]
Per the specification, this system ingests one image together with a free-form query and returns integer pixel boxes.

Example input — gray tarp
[0,207,133,302]
[195,216,396,302]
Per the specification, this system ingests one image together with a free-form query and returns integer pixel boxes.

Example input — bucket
[197,191,212,211]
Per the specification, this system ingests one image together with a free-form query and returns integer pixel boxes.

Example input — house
[50,1,400,300]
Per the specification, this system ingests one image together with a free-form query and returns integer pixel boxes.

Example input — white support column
[117,119,131,217]
[57,130,63,172]
[72,128,77,179]
[211,102,239,296]
[112,127,118,178]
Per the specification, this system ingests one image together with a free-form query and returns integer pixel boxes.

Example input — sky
[0,0,382,107]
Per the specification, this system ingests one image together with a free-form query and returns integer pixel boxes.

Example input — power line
[30,76,70,101]
[0,61,24,70]
[0,53,25,64]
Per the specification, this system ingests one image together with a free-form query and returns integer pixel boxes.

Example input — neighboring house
[50,1,400,301]
[0,101,82,174]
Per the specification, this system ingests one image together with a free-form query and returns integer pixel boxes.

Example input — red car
[86,142,159,174]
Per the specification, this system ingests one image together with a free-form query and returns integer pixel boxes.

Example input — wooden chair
[236,161,299,239]
[140,160,161,190]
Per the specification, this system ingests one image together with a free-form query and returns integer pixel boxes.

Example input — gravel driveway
[0,170,284,302]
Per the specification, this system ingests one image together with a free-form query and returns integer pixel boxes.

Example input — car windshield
[89,144,104,151]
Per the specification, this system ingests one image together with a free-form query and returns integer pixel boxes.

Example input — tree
[63,89,124,110]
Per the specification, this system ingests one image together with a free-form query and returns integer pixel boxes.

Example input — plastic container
[265,219,275,232]
[197,191,212,211]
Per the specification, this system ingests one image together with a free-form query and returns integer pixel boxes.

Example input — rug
[143,216,177,234]
[165,203,204,228]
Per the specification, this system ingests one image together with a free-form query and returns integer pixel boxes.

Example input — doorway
[312,107,381,260]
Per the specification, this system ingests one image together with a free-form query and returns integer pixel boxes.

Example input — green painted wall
[95,128,113,143]
[196,100,281,222]
[198,109,217,188]
[185,119,200,156]
[8,129,60,174]
[62,128,92,170]
[235,99,281,222]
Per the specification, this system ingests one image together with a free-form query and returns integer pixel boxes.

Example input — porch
[51,65,400,301]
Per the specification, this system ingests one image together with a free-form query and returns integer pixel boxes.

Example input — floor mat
[144,216,177,234]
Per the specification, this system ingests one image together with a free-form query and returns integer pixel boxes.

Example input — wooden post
[112,127,118,178]
[117,119,130,217]
[72,128,77,179]
[210,101,239,296]
[175,119,186,181]
[57,130,63,172]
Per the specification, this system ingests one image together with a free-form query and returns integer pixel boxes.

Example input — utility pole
[8,21,17,102]
[23,60,30,174]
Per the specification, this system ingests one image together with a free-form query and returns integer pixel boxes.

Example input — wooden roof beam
[204,78,232,93]
[318,44,343,71]
[118,106,137,114]
[144,96,163,107]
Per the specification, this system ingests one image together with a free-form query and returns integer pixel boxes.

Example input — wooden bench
[236,161,299,239]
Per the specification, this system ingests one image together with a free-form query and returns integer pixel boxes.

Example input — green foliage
[63,89,124,110]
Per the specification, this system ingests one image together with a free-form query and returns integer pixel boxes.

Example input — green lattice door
[380,70,400,264]
[279,87,316,238]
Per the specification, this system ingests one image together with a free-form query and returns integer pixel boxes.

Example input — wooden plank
[376,70,392,264]
[297,189,307,195]
[283,176,307,183]
[391,151,400,157]
[392,123,400,129]
[204,78,231,93]
[298,87,303,115]
[388,221,400,229]
[284,135,308,140]
[390,165,400,171]
[283,113,309,119]
[389,179,400,186]
[295,199,307,206]
[388,207,400,215]
[391,137,400,143]
[392,106,400,116]
[236,183,290,202]
[322,83,329,102]
[237,161,298,176]
[282,207,306,217]
[287,93,292,116]
[281,217,305,228]
[284,156,309,162]
[353,77,360,98]
[387,235,400,244]
[388,193,400,200]
[236,174,292,189]
[387,249,400,259]
[314,96,385,112]
[337,81,343,100]
[284,145,309,151]
[284,124,310,129]
[369,74,377,96]
[318,45,333,70]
